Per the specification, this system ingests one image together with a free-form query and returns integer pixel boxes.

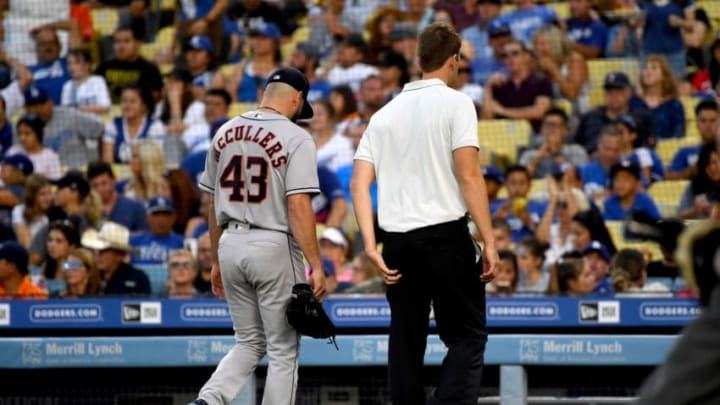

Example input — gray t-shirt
[199,110,319,234]
[43,106,104,168]
[519,144,589,178]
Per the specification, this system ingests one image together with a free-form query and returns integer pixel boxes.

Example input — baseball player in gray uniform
[191,67,327,405]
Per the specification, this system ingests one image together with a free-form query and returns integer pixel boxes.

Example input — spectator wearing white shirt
[326,33,379,92]
[312,99,354,173]
[6,114,62,180]
[61,48,111,118]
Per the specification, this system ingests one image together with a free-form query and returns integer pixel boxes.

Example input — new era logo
[0,303,9,326]
[122,303,141,322]
[579,302,599,322]
[579,301,620,323]
[122,302,162,324]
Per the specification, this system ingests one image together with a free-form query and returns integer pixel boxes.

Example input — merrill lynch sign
[519,338,625,363]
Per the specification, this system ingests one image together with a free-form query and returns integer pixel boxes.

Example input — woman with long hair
[678,140,720,219]
[547,257,595,296]
[328,84,359,136]
[12,174,52,247]
[365,7,403,65]
[311,98,355,173]
[40,219,80,294]
[122,139,165,202]
[638,54,685,143]
[59,248,102,297]
[160,68,205,139]
[532,24,590,114]
[102,84,166,163]
[570,209,618,255]
[160,168,200,235]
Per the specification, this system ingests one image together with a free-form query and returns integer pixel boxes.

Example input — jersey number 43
[220,154,269,203]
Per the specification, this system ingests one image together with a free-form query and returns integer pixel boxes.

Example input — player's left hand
[480,244,499,283]
[211,263,225,300]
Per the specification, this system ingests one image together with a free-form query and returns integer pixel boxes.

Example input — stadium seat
[91,8,119,37]
[477,119,531,163]
[139,265,169,295]
[648,180,688,218]
[554,98,573,117]
[655,138,696,166]
[680,96,699,123]
[605,220,624,248]
[587,58,639,108]
[228,102,257,117]
[546,2,570,19]
[112,164,132,181]
[699,1,720,28]
[646,277,674,290]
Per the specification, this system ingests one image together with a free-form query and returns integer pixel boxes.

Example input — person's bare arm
[536,176,558,244]
[566,40,601,59]
[0,190,19,206]
[453,147,499,282]
[288,193,327,300]
[495,96,552,120]
[549,53,588,101]
[14,223,30,247]
[350,160,400,283]
[207,194,225,299]
[325,197,348,229]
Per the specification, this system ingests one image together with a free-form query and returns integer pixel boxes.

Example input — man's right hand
[367,250,401,285]
[310,267,327,302]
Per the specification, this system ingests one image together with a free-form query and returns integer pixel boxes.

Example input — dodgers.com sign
[29,304,103,323]
[487,301,559,320]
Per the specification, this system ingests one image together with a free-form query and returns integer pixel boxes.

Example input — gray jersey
[199,110,320,233]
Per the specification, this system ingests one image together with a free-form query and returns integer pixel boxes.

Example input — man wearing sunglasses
[481,39,553,134]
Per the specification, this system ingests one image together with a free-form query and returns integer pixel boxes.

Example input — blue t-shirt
[566,18,608,55]
[108,195,148,233]
[336,163,378,213]
[180,0,216,20]
[492,6,558,46]
[650,98,685,141]
[180,150,207,187]
[236,68,270,102]
[129,232,185,267]
[640,0,689,54]
[29,57,71,105]
[191,222,208,239]
[669,144,701,172]
[593,277,612,295]
[490,198,547,242]
[603,192,661,221]
[626,148,665,183]
[580,160,610,194]
[0,122,12,159]
[313,166,346,224]
[308,80,332,104]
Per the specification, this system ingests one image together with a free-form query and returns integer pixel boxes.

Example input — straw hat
[81,222,134,252]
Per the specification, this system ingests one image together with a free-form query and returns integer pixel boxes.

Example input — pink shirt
[6,146,62,180]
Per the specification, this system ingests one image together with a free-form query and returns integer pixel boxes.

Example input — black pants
[383,218,488,405]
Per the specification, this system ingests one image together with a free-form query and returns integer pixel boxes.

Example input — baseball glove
[286,283,338,349]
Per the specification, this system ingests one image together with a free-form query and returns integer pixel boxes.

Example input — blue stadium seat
[138,264,168,295]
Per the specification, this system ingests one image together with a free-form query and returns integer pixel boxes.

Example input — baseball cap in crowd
[265,67,314,119]
[169,67,193,84]
[319,227,349,248]
[0,241,29,273]
[610,160,641,181]
[296,42,320,62]
[482,166,505,184]
[341,33,368,53]
[249,22,282,40]
[378,51,408,71]
[582,241,611,263]
[551,162,580,181]
[2,154,34,176]
[187,35,213,53]
[23,86,50,106]
[388,23,418,41]
[488,21,511,38]
[81,222,134,252]
[615,114,637,132]
[53,170,90,198]
[603,72,631,90]
[146,196,174,215]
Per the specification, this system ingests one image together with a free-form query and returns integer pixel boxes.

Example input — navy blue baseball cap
[488,22,511,38]
[53,170,90,197]
[610,160,641,181]
[603,72,631,90]
[146,196,174,214]
[2,154,34,176]
[249,22,281,40]
[265,67,314,119]
[582,241,611,262]
[0,241,29,273]
[482,166,505,183]
[23,86,49,106]
[187,35,213,53]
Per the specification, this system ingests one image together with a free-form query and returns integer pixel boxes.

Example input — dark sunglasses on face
[169,261,193,270]
[459,67,472,74]
[62,259,83,272]
[502,49,522,59]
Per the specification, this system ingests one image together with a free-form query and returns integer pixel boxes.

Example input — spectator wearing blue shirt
[129,197,185,268]
[491,165,547,242]
[86,161,147,233]
[483,166,505,211]
[313,166,348,229]
[604,161,661,221]
[615,114,665,183]
[574,72,654,153]
[175,0,228,62]
[468,21,511,86]
[0,97,12,160]
[566,0,609,59]
[668,99,719,180]
[28,28,79,105]
[637,55,685,144]
[289,42,332,103]
[639,0,694,79]
[580,125,623,198]
[581,240,613,294]
[184,35,216,94]
[460,0,503,85]
[491,0,558,47]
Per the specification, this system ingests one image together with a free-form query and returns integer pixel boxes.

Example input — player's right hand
[480,244,499,283]
[367,250,401,285]
[310,268,327,302]
[211,263,225,300]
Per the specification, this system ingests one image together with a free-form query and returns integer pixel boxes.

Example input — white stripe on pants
[198,226,306,405]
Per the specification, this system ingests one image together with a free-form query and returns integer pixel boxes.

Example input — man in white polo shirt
[350,23,499,405]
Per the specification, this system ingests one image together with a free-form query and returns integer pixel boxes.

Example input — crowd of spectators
[0,0,719,300]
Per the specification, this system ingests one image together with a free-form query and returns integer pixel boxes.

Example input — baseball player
[190,67,327,405]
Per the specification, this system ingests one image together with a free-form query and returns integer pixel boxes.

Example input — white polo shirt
[354,78,479,233]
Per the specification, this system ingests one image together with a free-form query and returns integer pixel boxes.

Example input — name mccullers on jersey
[212,124,287,168]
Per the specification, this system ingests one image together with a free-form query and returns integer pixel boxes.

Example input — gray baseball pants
[198,222,306,405]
